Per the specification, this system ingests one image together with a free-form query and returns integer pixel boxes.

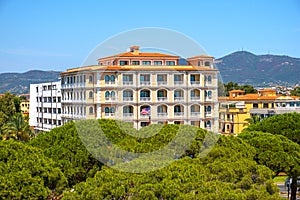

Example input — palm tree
[1,113,33,141]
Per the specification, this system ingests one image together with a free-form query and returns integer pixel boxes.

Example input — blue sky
[0,0,299,73]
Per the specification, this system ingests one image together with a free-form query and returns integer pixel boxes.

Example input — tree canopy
[223,81,257,96]
[244,112,300,144]
[0,140,67,199]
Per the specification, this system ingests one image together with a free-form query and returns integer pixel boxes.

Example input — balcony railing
[205,96,212,101]
[157,81,167,85]
[140,81,151,86]
[140,97,151,101]
[190,96,200,101]
[174,81,183,85]
[157,113,168,117]
[157,97,168,101]
[123,81,133,85]
[205,81,212,86]
[205,111,212,117]
[105,97,116,101]
[174,97,184,101]
[105,113,115,117]
[123,97,133,101]
[140,113,151,118]
[174,112,184,116]
[105,81,116,85]
[190,112,201,116]
[123,113,134,117]
[190,81,200,85]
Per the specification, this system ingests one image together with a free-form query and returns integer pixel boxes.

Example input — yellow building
[60,46,219,131]
[20,99,30,117]
[219,89,300,135]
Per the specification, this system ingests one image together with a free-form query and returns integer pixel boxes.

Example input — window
[190,75,195,82]
[253,103,258,108]
[89,75,93,83]
[89,107,94,114]
[142,61,151,65]
[198,61,200,66]
[36,87,38,92]
[174,75,183,82]
[110,107,115,113]
[58,97,61,102]
[119,60,128,66]
[166,61,175,66]
[204,61,210,67]
[123,74,133,82]
[154,61,162,65]
[207,75,212,82]
[89,91,93,98]
[263,103,268,108]
[105,75,110,82]
[132,61,140,65]
[111,91,116,98]
[110,75,115,82]
[58,108,61,114]
[105,91,110,98]
[140,74,150,82]
[105,107,110,113]
[141,122,149,127]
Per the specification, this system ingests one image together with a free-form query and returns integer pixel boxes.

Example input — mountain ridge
[1,51,299,94]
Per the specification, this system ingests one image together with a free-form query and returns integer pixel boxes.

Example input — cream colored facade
[61,47,219,131]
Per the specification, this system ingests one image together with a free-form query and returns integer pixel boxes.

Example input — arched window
[110,107,115,113]
[105,75,110,82]
[89,107,94,114]
[104,107,110,113]
[105,91,110,98]
[207,75,212,82]
[110,75,115,82]
[204,61,210,67]
[206,120,211,127]
[89,91,93,98]
[207,91,212,97]
[89,75,93,83]
[111,91,116,98]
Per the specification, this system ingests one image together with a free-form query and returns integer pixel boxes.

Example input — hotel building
[29,81,62,132]
[60,46,219,132]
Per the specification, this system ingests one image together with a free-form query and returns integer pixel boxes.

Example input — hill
[0,70,61,94]
[216,51,300,87]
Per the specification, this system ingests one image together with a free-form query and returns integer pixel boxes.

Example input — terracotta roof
[229,90,245,93]
[187,55,214,59]
[228,93,281,100]
[61,65,218,74]
[98,52,179,60]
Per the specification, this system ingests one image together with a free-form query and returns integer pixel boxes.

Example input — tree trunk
[290,175,297,200]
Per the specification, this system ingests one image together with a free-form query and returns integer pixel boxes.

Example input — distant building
[219,89,300,134]
[60,46,219,131]
[29,81,62,132]
[20,99,30,117]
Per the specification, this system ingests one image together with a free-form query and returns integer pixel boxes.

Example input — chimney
[130,46,140,55]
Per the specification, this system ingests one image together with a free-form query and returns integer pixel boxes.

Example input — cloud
[0,48,71,57]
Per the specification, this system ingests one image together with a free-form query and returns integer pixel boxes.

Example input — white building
[29,81,62,132]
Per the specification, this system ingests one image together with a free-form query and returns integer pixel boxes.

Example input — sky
[0,0,299,73]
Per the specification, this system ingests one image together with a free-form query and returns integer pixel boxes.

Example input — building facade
[60,46,219,132]
[219,89,300,135]
[29,81,62,132]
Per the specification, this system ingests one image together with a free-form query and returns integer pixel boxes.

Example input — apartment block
[29,81,62,132]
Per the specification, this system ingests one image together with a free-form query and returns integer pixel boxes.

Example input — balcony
[190,96,201,101]
[123,97,133,101]
[174,112,184,117]
[205,111,212,117]
[140,97,151,101]
[174,97,184,101]
[157,81,167,85]
[205,81,212,86]
[140,81,151,86]
[157,113,168,117]
[205,96,212,101]
[123,113,133,118]
[174,81,184,85]
[105,113,115,117]
[190,112,201,117]
[157,97,168,101]
[105,97,116,102]
[190,81,200,85]
[123,81,133,85]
